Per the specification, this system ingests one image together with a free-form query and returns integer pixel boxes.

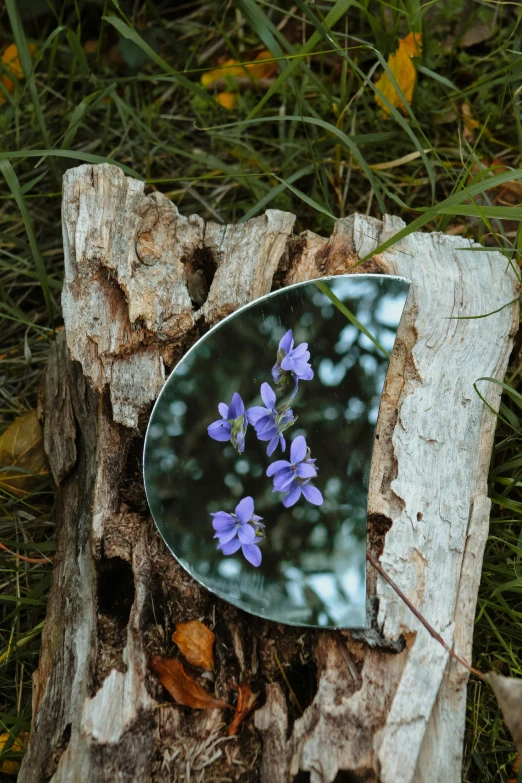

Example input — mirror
[144,274,411,628]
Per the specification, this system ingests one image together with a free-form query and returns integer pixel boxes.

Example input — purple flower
[211,496,264,567]
[207,392,248,453]
[272,329,314,388]
[267,435,323,508]
[247,382,296,457]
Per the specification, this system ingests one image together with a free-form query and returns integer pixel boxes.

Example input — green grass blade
[103,15,212,103]
[0,160,54,323]
[273,175,336,221]
[204,115,387,213]
[315,281,390,358]
[0,149,142,179]
[65,29,90,77]
[5,0,57,182]
[246,0,356,120]
[359,166,522,262]
[240,164,315,222]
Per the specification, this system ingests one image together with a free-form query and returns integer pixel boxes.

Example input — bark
[20,164,519,783]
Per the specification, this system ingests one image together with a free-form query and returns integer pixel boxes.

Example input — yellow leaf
[0,410,48,497]
[374,33,422,116]
[0,731,27,775]
[201,50,276,88]
[172,620,215,671]
[215,91,237,110]
[1,43,38,94]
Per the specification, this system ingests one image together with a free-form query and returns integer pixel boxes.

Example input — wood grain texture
[20,164,518,783]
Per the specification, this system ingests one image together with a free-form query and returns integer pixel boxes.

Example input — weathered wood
[20,164,518,783]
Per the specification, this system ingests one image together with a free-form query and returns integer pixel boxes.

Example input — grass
[0,0,520,778]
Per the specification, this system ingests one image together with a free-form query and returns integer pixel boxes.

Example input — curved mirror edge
[144,273,412,629]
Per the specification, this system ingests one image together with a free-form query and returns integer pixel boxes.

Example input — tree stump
[20,164,519,783]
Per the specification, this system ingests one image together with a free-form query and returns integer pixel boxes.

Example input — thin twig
[366,551,484,680]
[273,651,304,714]
[0,541,51,564]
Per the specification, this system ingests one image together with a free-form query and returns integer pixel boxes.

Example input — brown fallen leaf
[172,620,216,672]
[0,410,48,497]
[151,656,229,710]
[486,673,522,753]
[227,680,258,736]
[468,158,522,205]
[459,21,494,49]
[374,33,422,117]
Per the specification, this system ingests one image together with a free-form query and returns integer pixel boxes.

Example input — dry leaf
[83,40,99,54]
[201,50,276,88]
[461,102,479,142]
[216,92,237,110]
[487,158,522,204]
[1,43,38,96]
[0,410,48,497]
[459,21,494,49]
[151,656,229,710]
[227,680,258,736]
[172,620,215,671]
[434,109,457,125]
[375,33,422,116]
[468,158,522,205]
[486,673,522,753]
[0,731,27,775]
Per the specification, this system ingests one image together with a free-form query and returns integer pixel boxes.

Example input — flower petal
[283,485,301,507]
[301,484,324,505]
[266,460,292,477]
[272,364,283,384]
[258,417,276,435]
[299,366,314,381]
[220,538,242,555]
[238,523,256,545]
[292,358,311,375]
[235,496,254,524]
[218,402,229,419]
[279,329,293,354]
[257,427,276,441]
[260,382,276,409]
[214,527,238,544]
[296,462,317,479]
[267,433,279,457]
[247,406,268,425]
[208,420,232,441]
[228,392,244,420]
[274,470,295,490]
[235,430,245,453]
[290,342,308,358]
[242,543,262,567]
[290,435,307,464]
[211,512,235,531]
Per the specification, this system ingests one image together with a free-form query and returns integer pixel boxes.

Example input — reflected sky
[144,275,410,628]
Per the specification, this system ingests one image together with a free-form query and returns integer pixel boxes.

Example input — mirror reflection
[144,274,411,628]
